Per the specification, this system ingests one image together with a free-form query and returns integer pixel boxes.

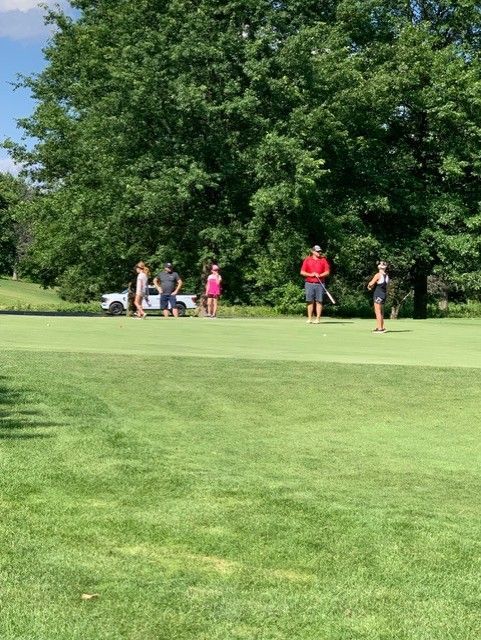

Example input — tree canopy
[0,173,31,277]
[6,0,481,313]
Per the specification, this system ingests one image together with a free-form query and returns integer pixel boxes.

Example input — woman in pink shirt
[205,265,222,318]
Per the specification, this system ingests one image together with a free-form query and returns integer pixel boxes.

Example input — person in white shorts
[134,262,150,319]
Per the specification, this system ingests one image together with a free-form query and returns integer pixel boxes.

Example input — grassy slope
[0,277,68,308]
[0,318,480,639]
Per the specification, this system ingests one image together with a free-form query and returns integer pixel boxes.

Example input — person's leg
[171,295,179,318]
[305,283,314,322]
[206,297,213,317]
[212,297,218,317]
[306,302,314,322]
[312,285,322,322]
[374,302,383,330]
[161,294,170,317]
[134,294,145,318]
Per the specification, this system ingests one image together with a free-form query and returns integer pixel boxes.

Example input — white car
[101,287,198,316]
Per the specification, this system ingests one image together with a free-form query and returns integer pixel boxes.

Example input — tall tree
[0,173,31,277]
[6,0,481,312]
[256,0,481,316]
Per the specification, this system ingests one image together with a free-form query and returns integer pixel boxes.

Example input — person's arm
[318,261,330,279]
[367,273,379,290]
[144,275,149,298]
[300,259,314,278]
[153,276,162,294]
[172,276,183,295]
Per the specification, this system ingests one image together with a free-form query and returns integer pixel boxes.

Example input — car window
[148,287,158,296]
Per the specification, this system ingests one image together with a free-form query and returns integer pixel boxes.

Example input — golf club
[316,275,336,304]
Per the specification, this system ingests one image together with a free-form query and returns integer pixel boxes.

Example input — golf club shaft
[316,276,336,304]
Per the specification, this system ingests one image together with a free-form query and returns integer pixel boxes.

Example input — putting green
[1,315,480,368]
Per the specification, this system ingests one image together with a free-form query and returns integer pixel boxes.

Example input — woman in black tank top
[367,261,389,333]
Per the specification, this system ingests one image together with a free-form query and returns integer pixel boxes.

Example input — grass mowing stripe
[0,348,480,639]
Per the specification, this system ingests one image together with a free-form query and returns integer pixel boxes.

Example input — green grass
[0,317,480,639]
[0,277,66,307]
[0,277,97,312]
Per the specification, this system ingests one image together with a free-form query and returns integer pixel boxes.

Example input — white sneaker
[306,319,313,324]
[313,319,320,324]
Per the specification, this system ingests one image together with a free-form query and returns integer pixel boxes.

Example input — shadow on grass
[0,376,62,440]
[385,330,413,333]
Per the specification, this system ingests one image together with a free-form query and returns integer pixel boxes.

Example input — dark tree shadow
[0,376,63,440]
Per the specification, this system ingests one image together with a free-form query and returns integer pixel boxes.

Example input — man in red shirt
[300,245,330,323]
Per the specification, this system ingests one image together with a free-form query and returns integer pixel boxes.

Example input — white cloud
[0,155,23,175]
[0,1,41,12]
[0,1,70,41]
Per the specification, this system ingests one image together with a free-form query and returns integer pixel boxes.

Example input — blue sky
[0,0,72,174]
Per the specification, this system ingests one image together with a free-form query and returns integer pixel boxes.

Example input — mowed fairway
[0,316,480,639]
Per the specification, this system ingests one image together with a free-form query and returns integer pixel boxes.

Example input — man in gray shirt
[154,263,183,317]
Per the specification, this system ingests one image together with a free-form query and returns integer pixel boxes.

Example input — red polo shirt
[301,256,330,283]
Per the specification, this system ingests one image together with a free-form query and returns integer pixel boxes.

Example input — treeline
[4,0,481,316]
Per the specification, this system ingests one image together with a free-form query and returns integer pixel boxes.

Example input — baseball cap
[164,262,173,269]
[312,245,321,252]
[212,264,219,271]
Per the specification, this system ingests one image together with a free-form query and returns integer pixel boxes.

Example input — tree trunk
[413,272,428,319]
[390,304,400,319]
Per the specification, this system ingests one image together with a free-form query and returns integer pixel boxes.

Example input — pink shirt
[206,273,222,296]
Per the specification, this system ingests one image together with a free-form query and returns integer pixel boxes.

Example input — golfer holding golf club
[300,245,330,323]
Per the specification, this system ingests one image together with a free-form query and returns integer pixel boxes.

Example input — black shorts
[207,294,220,299]
[160,293,177,310]
[373,288,386,305]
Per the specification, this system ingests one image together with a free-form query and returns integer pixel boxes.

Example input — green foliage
[218,304,283,318]
[428,300,481,319]
[57,265,104,303]
[0,174,30,275]
[5,0,481,314]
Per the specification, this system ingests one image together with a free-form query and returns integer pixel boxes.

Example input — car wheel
[109,301,124,316]
[174,302,186,317]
